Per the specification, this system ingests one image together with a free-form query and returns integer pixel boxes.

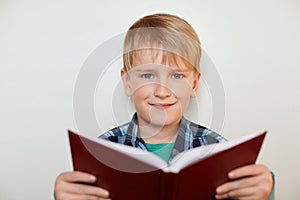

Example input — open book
[68,130,267,200]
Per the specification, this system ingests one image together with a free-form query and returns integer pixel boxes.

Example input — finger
[60,171,97,183]
[57,192,111,200]
[215,186,259,200]
[68,183,110,198]
[228,164,270,179]
[216,175,261,194]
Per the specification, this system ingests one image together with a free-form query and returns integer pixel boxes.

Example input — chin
[149,114,181,127]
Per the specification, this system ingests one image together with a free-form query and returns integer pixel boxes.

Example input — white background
[1,0,299,199]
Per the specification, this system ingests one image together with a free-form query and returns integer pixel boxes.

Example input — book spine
[159,172,178,200]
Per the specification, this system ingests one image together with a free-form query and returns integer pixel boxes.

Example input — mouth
[148,102,176,109]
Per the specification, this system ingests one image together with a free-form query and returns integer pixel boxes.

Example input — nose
[153,84,172,98]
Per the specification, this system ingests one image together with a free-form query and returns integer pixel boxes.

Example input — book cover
[68,130,267,200]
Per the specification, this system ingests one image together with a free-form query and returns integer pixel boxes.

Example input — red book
[68,130,267,200]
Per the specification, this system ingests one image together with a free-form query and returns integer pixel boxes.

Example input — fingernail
[228,172,234,178]
[103,190,110,196]
[90,175,96,181]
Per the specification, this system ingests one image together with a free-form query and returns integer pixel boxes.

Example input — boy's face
[121,50,200,129]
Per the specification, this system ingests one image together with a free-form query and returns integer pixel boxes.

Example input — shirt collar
[124,112,193,157]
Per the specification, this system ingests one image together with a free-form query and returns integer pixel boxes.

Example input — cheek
[129,77,154,95]
[168,80,193,98]
[168,81,193,110]
[132,85,153,101]
[175,90,192,108]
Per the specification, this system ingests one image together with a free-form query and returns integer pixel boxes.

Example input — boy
[55,13,274,199]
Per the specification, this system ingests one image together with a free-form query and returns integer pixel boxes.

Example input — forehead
[132,49,195,71]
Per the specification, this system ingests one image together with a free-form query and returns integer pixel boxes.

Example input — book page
[73,131,169,171]
[101,140,169,170]
[164,130,266,173]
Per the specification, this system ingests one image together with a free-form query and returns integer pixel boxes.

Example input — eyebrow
[134,69,156,72]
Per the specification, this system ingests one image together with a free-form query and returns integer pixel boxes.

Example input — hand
[215,164,273,200]
[54,171,111,200]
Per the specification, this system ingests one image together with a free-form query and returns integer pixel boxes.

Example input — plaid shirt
[99,113,227,161]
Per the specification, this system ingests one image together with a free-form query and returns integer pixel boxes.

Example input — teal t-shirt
[145,142,175,163]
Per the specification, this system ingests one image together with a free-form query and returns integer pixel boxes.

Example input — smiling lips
[149,102,176,109]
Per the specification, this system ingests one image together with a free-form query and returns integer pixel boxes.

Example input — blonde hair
[123,13,201,73]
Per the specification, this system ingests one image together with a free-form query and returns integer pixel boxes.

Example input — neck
[139,121,180,144]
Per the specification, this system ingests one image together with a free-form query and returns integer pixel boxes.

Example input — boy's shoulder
[98,121,130,143]
[180,117,227,145]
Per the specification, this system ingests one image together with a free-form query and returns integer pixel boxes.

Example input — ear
[121,69,133,96]
[191,72,200,98]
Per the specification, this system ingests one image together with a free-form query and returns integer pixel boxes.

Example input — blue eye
[171,73,183,79]
[142,73,154,79]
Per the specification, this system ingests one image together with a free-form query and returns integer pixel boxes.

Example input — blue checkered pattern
[99,113,227,161]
